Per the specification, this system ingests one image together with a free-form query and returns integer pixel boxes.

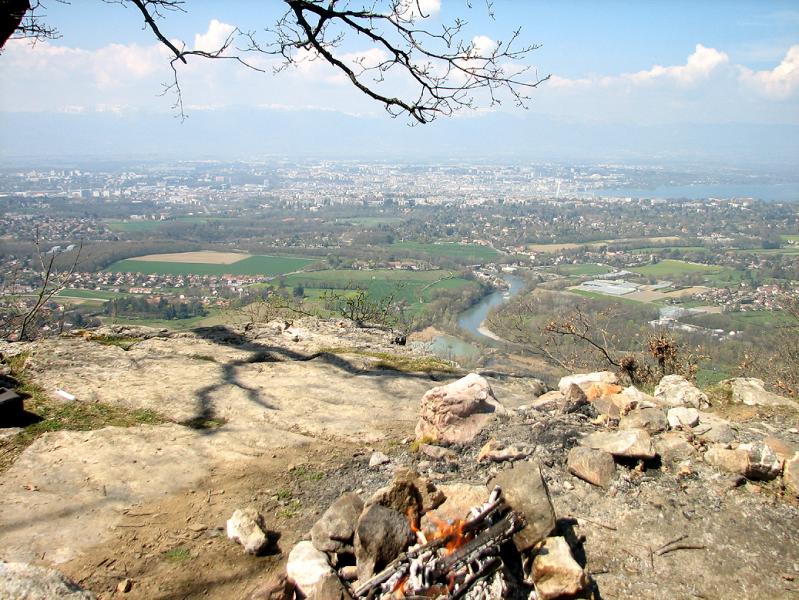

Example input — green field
[107,255,316,277]
[630,259,720,277]
[342,217,406,226]
[631,246,708,254]
[106,216,220,233]
[552,264,611,277]
[781,234,799,242]
[284,269,478,306]
[57,289,123,300]
[389,241,500,262]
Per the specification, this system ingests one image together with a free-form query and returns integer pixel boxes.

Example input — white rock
[369,451,390,467]
[558,371,617,394]
[724,378,799,408]
[226,507,268,555]
[654,375,708,409]
[0,562,95,599]
[286,540,335,596]
[667,407,700,429]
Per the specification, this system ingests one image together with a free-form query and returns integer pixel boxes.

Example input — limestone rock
[762,437,798,463]
[579,429,656,459]
[705,442,782,480]
[739,442,783,480]
[287,541,336,598]
[415,373,505,444]
[227,507,269,555]
[532,536,589,600]
[784,453,799,498]
[654,375,708,409]
[619,408,668,434]
[0,562,95,599]
[558,371,617,394]
[655,432,696,464]
[366,479,423,527]
[477,439,528,463]
[724,378,799,408]
[418,443,457,462]
[620,385,658,407]
[667,407,700,429]
[567,446,616,488]
[489,461,556,552]
[369,451,390,468]
[354,504,414,581]
[392,467,446,514]
[311,492,363,554]
[562,383,589,413]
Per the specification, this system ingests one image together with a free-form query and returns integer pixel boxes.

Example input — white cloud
[194,19,236,53]
[471,35,497,56]
[396,0,441,20]
[739,44,799,99]
[625,44,729,85]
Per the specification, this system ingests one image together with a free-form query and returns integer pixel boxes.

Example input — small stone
[392,467,446,514]
[188,523,207,532]
[354,504,414,581]
[477,439,528,463]
[739,442,783,480]
[532,390,565,411]
[667,407,700,429]
[339,565,358,581]
[532,536,589,600]
[489,461,556,552]
[562,384,589,413]
[312,492,363,554]
[226,507,269,555]
[567,447,616,488]
[693,413,736,444]
[369,452,390,468]
[117,579,132,594]
[579,429,657,459]
[421,483,487,531]
[619,408,668,434]
[418,444,457,462]
[705,445,749,476]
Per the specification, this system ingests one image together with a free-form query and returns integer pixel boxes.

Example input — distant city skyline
[0,1,797,164]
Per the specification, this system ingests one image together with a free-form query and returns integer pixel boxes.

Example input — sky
[0,0,797,164]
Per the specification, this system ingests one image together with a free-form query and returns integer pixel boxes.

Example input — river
[428,274,525,361]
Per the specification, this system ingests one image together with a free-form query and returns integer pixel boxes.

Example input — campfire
[354,486,528,599]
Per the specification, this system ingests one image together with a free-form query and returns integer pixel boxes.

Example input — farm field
[56,289,123,301]
[132,251,249,264]
[551,264,611,277]
[389,241,500,261]
[528,236,685,253]
[108,252,316,276]
[630,259,721,277]
[283,268,479,306]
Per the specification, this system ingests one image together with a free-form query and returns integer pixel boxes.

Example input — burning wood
[353,486,527,599]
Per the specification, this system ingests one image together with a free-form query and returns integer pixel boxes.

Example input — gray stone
[567,446,616,488]
[655,432,696,464]
[532,536,589,600]
[421,483,488,532]
[724,378,799,408]
[531,390,565,411]
[368,451,390,468]
[311,492,363,554]
[391,467,446,514]
[654,375,708,409]
[562,383,589,413]
[579,428,657,459]
[705,442,782,480]
[418,443,457,461]
[667,407,700,429]
[354,504,415,581]
[226,507,269,555]
[489,461,556,552]
[0,562,95,599]
[415,373,506,444]
[477,439,528,463]
[693,413,736,444]
[619,407,668,434]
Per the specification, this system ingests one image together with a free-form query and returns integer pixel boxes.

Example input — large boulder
[0,562,95,599]
[558,371,618,394]
[489,461,556,552]
[654,375,709,409]
[415,373,505,444]
[705,442,783,480]
[723,378,799,408]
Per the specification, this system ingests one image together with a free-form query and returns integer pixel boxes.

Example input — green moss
[87,335,142,351]
[319,347,456,374]
[163,547,191,562]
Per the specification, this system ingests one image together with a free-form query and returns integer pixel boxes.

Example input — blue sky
[0,1,797,161]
